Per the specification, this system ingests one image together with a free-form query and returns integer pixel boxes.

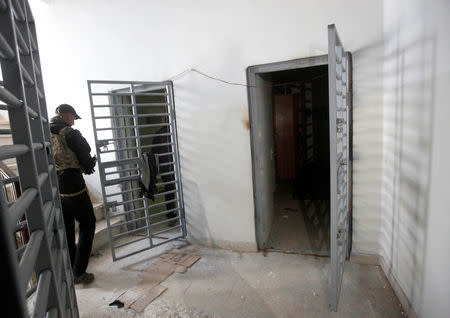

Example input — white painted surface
[29,0,383,251]
[380,0,450,317]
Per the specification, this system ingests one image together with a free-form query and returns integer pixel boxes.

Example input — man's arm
[65,129,96,174]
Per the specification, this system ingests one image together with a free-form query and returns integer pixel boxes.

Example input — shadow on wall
[380,27,436,316]
[352,39,385,254]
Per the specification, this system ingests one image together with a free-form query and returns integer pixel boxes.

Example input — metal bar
[109,196,144,207]
[105,187,140,198]
[112,225,149,239]
[9,187,37,228]
[0,85,22,107]
[29,32,37,52]
[32,270,52,318]
[92,102,169,108]
[20,63,34,86]
[167,82,185,238]
[88,82,116,261]
[26,105,39,118]
[153,189,177,197]
[98,132,171,144]
[88,79,172,85]
[95,122,170,131]
[14,24,30,55]
[33,59,40,76]
[107,207,146,219]
[18,230,44,291]
[104,167,138,176]
[159,170,176,177]
[110,215,147,229]
[0,0,7,12]
[328,24,339,312]
[150,215,180,227]
[156,180,177,187]
[38,171,48,188]
[152,224,181,236]
[141,142,174,150]
[100,157,139,169]
[104,174,139,186]
[148,207,180,219]
[114,235,184,261]
[0,31,15,59]
[130,82,153,246]
[91,92,167,97]
[113,238,152,255]
[159,161,175,167]
[60,281,68,314]
[99,146,138,154]
[11,0,26,21]
[147,198,178,209]
[95,113,169,120]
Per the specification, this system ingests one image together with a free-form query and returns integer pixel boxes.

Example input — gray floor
[267,183,330,255]
[74,240,406,318]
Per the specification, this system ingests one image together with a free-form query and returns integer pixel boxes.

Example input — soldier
[50,104,97,285]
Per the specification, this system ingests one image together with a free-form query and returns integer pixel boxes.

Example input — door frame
[246,55,353,251]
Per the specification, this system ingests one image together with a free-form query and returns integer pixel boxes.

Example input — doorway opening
[269,65,330,255]
[247,56,335,256]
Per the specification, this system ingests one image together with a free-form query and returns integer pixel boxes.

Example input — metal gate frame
[328,24,351,312]
[0,0,79,317]
[88,80,186,261]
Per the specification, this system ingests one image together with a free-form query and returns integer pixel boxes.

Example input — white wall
[380,0,450,317]
[30,0,383,252]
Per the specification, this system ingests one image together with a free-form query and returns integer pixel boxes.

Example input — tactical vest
[51,126,82,171]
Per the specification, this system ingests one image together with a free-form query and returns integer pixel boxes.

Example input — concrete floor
[267,182,330,255]
[75,239,406,318]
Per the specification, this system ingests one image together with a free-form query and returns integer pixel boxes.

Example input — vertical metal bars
[0,1,79,317]
[303,81,314,163]
[328,24,350,312]
[88,80,186,261]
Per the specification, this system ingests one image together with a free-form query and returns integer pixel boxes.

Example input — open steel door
[328,24,351,311]
[88,80,186,261]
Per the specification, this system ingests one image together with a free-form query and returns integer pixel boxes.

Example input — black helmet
[55,104,81,119]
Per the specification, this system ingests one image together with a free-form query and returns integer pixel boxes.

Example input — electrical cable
[168,68,327,89]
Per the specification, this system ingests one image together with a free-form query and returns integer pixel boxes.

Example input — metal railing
[0,0,79,317]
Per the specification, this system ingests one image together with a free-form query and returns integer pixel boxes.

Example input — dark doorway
[247,56,334,255]
[266,65,331,255]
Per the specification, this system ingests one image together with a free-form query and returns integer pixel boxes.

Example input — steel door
[328,24,351,311]
[88,80,186,261]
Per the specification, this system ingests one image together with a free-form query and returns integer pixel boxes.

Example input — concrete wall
[380,0,450,317]
[30,0,383,252]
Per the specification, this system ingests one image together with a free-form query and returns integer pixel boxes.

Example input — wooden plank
[115,288,143,308]
[130,285,167,313]
[180,255,201,267]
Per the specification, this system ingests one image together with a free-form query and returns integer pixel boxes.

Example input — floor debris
[110,249,201,313]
